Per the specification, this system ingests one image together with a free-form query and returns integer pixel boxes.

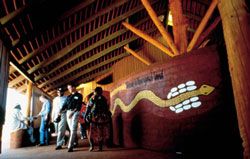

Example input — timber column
[218,0,250,158]
[26,81,33,120]
[0,39,9,153]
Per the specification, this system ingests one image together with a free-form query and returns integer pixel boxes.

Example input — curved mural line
[111,84,215,115]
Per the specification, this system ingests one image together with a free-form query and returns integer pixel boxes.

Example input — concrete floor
[0,139,177,159]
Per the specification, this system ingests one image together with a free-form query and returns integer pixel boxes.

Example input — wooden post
[124,46,152,66]
[122,22,174,57]
[26,81,33,119]
[218,0,250,158]
[169,0,188,54]
[141,0,179,55]
[187,0,218,52]
[0,39,9,154]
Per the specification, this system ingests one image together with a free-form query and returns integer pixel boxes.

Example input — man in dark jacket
[59,84,82,152]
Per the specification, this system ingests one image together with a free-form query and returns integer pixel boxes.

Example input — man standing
[52,88,67,150]
[60,84,82,152]
[35,95,51,146]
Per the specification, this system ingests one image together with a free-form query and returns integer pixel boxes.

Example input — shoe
[55,146,62,150]
[73,142,78,148]
[97,149,102,152]
[98,146,102,152]
[89,146,94,152]
[36,143,45,147]
[68,147,73,152]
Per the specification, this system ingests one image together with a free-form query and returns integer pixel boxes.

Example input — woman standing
[85,87,111,151]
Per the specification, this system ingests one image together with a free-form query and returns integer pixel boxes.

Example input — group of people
[10,84,111,153]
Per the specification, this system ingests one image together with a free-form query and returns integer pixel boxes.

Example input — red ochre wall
[110,46,242,158]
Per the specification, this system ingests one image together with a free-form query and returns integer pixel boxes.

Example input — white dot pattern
[168,81,202,114]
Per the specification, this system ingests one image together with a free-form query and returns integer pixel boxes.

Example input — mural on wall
[111,81,215,115]
[110,46,232,151]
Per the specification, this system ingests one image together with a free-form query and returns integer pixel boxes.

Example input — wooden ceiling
[0,0,222,97]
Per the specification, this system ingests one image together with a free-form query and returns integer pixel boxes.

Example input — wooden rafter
[48,68,112,95]
[122,22,174,57]
[18,0,132,64]
[9,65,16,74]
[141,0,179,55]
[38,26,157,89]
[58,0,95,21]
[195,16,221,48]
[169,0,188,54]
[187,0,218,52]
[9,56,34,83]
[124,46,151,65]
[0,6,27,25]
[44,53,127,91]
[28,0,160,75]
[17,83,27,93]
[184,12,202,22]
[34,10,166,81]
[8,75,25,87]
[76,68,112,87]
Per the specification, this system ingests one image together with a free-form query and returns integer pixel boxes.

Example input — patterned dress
[86,95,111,143]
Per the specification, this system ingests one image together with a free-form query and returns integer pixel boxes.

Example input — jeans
[39,117,49,145]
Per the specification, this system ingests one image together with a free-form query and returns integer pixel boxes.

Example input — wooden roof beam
[194,16,221,49]
[44,53,127,92]
[0,6,27,25]
[16,83,27,93]
[169,0,188,54]
[76,68,112,87]
[124,46,151,65]
[9,65,16,74]
[34,9,166,81]
[9,56,34,83]
[8,75,26,88]
[48,68,112,95]
[28,0,160,75]
[122,22,174,57]
[141,0,179,55]
[39,26,157,89]
[18,0,133,64]
[187,0,218,52]
[58,0,95,21]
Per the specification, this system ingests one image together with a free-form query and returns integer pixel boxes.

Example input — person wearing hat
[52,88,67,150]
[10,104,35,144]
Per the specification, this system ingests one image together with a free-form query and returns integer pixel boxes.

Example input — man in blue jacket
[35,95,51,146]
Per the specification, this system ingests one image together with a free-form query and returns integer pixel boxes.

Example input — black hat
[14,104,21,109]
[94,87,103,95]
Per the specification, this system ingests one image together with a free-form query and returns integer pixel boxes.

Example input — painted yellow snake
[111,84,214,114]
